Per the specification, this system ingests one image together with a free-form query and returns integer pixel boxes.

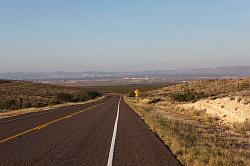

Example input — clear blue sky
[1,0,250,72]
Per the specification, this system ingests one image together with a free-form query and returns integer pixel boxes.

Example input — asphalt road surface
[0,95,181,166]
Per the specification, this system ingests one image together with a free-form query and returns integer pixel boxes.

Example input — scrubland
[0,80,101,116]
[125,77,250,166]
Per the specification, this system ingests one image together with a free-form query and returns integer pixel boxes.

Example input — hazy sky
[1,0,250,72]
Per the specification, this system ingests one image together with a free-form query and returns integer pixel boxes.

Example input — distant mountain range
[1,66,250,81]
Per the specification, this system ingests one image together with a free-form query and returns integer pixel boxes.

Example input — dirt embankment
[181,97,250,123]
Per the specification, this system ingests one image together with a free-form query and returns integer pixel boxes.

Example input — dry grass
[124,78,250,165]
[125,96,250,166]
[233,120,250,134]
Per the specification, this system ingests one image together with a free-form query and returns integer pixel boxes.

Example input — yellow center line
[0,97,115,144]
[35,124,48,130]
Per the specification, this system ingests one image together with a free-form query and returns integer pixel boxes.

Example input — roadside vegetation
[125,77,250,166]
[0,80,101,111]
[147,78,250,100]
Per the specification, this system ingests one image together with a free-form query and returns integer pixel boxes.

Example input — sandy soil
[181,97,250,123]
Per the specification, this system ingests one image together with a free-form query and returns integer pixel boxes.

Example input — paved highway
[0,95,181,166]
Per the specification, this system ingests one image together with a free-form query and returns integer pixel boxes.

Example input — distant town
[1,66,250,86]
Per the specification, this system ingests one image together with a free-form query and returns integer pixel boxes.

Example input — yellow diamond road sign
[134,89,139,97]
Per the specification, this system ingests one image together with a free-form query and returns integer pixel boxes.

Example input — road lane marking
[35,124,48,130]
[107,96,121,166]
[0,97,115,144]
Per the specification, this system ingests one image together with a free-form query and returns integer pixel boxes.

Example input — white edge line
[107,96,121,166]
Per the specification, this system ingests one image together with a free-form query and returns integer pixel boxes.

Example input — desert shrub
[243,100,250,105]
[0,98,21,110]
[22,101,32,108]
[237,97,243,103]
[169,92,206,102]
[72,93,88,102]
[56,92,74,102]
[233,120,250,134]
[229,96,235,100]
[33,101,47,108]
[129,91,136,97]
[49,98,62,105]
[148,98,163,104]
[240,82,250,90]
[0,80,11,84]
[86,91,101,99]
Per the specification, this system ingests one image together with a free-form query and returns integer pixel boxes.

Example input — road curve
[0,95,181,166]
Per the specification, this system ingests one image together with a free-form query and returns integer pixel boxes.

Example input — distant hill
[1,66,250,81]
[132,66,250,77]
